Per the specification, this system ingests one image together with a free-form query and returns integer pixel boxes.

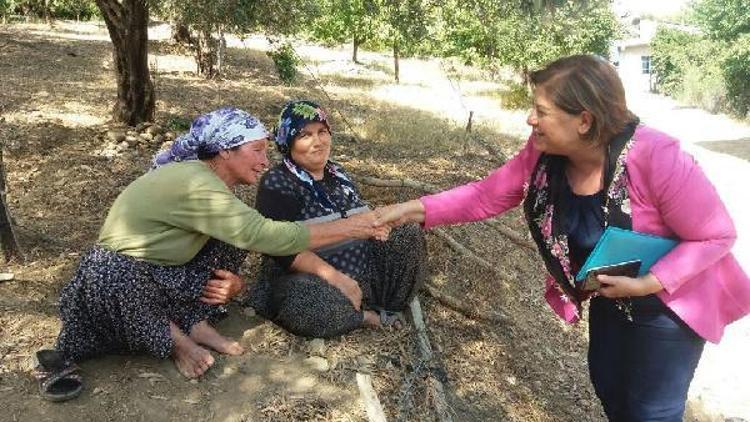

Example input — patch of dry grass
[0,21,602,422]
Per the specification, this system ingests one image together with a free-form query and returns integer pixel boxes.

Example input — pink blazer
[420,125,750,343]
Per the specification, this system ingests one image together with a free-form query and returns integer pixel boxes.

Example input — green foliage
[155,0,318,77]
[692,0,750,42]
[165,115,192,132]
[0,0,11,18]
[677,64,727,114]
[0,0,98,20]
[266,42,300,85]
[52,0,98,20]
[650,27,709,96]
[652,1,750,117]
[722,34,750,117]
[311,0,381,44]
[434,0,619,78]
[498,81,532,110]
[379,0,433,53]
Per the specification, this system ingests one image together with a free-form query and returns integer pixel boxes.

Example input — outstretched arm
[373,200,426,227]
[374,137,540,229]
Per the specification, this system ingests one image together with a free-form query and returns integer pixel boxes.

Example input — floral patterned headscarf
[273,100,359,213]
[273,100,330,155]
[152,107,270,169]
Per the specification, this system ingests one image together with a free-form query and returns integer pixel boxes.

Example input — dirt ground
[0,20,719,422]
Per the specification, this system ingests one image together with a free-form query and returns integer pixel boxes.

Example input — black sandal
[34,350,83,402]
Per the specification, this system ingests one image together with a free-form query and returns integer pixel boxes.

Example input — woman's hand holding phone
[596,272,665,298]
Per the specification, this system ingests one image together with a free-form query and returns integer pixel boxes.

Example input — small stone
[0,272,15,282]
[140,132,154,142]
[307,338,326,357]
[125,135,138,143]
[135,122,151,132]
[153,134,165,144]
[304,356,330,372]
[164,131,176,141]
[106,130,126,143]
[145,125,162,136]
[126,130,137,137]
[93,387,105,395]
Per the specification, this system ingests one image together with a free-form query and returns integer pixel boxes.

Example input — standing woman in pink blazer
[375,55,750,421]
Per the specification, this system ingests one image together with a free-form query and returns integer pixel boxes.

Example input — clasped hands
[200,269,244,305]
[370,200,425,231]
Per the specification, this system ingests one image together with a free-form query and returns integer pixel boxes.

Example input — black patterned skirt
[248,224,427,338]
[55,239,246,361]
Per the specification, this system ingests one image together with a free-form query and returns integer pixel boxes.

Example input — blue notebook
[575,227,678,282]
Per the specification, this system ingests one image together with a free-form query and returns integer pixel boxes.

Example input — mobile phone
[583,260,642,291]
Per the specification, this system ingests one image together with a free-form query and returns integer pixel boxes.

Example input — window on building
[641,55,651,74]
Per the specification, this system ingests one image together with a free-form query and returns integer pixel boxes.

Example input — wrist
[640,272,663,295]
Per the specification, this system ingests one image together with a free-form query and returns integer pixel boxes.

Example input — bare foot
[189,321,244,356]
[172,334,215,378]
[363,310,381,328]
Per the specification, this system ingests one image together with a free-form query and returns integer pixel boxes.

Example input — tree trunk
[216,28,225,77]
[195,29,218,79]
[393,39,400,83]
[95,0,155,126]
[0,146,23,263]
[352,35,360,64]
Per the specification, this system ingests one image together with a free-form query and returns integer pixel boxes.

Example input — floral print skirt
[55,239,246,361]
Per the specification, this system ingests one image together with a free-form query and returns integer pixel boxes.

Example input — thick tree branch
[424,283,510,324]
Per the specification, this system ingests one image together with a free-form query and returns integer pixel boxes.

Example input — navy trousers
[588,295,705,422]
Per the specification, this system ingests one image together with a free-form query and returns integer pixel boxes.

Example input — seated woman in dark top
[247,100,426,338]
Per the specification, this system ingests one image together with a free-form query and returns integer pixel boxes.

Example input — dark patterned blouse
[255,163,371,282]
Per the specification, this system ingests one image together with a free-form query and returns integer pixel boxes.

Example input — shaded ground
[1,21,604,421]
[697,138,750,162]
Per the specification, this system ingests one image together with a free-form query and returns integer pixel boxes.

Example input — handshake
[344,200,427,242]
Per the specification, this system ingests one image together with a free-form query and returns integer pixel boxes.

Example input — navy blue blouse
[564,183,605,269]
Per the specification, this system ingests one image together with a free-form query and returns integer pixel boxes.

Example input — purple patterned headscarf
[152,107,270,169]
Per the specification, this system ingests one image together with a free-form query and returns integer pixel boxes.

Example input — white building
[613,18,658,93]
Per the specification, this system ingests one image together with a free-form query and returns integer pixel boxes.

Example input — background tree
[435,0,618,82]
[651,0,749,117]
[156,0,317,79]
[379,0,433,83]
[311,0,381,64]
[94,0,154,125]
[692,0,750,42]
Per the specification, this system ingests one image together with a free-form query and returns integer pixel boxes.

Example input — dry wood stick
[483,219,536,251]
[408,298,453,422]
[356,175,440,194]
[469,134,506,164]
[356,373,388,422]
[432,228,511,286]
[423,282,510,324]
